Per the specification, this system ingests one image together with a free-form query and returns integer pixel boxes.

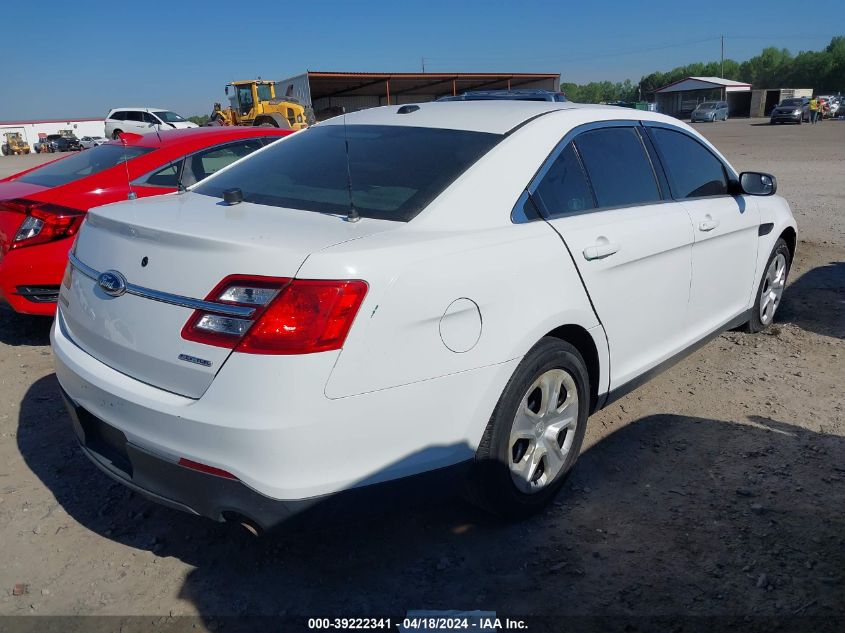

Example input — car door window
[182,140,264,186]
[573,127,661,208]
[141,112,159,125]
[534,142,595,216]
[649,127,728,199]
[125,111,143,122]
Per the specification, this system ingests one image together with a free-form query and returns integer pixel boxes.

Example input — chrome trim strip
[67,252,256,318]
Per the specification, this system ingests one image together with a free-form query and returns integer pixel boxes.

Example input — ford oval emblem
[97,270,127,297]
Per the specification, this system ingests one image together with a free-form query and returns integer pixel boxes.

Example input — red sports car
[0,127,291,316]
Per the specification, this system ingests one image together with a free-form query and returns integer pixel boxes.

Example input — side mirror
[738,172,777,196]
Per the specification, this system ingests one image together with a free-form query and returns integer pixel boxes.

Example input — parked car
[438,89,567,102]
[691,101,729,122]
[52,101,796,531]
[44,134,82,152]
[104,107,198,140]
[0,127,290,315]
[79,136,108,149]
[769,97,809,124]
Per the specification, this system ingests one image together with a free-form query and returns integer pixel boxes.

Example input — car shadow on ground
[0,306,52,347]
[779,260,845,340]
[16,375,845,629]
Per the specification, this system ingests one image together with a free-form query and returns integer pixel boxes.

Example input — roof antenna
[152,117,164,146]
[342,109,360,223]
[119,134,136,200]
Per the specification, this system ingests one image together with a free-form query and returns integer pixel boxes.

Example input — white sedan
[79,136,109,149]
[52,101,797,530]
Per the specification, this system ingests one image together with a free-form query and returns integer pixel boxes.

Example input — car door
[645,123,760,339]
[124,110,146,134]
[530,123,695,391]
[141,111,162,133]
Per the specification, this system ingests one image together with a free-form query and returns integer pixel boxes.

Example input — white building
[0,118,106,152]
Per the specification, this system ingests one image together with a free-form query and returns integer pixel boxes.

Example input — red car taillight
[4,199,84,250]
[181,275,368,355]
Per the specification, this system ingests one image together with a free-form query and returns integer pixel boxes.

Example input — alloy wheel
[508,369,579,494]
[760,253,787,325]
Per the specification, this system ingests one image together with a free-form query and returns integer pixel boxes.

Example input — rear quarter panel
[303,222,601,401]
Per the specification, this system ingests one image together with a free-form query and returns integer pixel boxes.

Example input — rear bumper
[63,390,325,529]
[0,237,69,316]
[51,308,517,523]
[63,390,470,530]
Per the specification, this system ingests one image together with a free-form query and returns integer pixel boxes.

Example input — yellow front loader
[2,132,31,155]
[210,80,309,130]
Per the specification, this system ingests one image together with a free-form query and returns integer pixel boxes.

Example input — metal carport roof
[304,71,560,100]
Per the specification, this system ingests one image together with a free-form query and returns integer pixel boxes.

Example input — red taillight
[6,199,84,250]
[181,275,368,355]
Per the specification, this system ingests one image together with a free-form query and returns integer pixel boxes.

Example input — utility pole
[421,57,426,73]
[720,35,724,78]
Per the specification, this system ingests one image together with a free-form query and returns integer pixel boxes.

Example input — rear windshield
[15,144,154,188]
[193,124,502,221]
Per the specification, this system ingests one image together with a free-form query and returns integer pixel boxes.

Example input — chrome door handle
[583,241,619,261]
[699,218,720,232]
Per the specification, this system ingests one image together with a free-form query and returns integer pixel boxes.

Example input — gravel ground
[0,120,843,630]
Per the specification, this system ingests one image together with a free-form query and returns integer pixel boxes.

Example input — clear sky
[2,0,842,120]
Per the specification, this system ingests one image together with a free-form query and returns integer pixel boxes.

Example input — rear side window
[183,140,264,186]
[650,128,728,199]
[109,111,126,121]
[193,125,501,221]
[534,142,595,216]
[142,161,183,188]
[15,145,153,187]
[574,128,661,208]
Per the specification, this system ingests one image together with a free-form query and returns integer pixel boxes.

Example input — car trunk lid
[59,192,395,398]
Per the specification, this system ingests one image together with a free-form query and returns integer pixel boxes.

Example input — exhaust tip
[222,511,263,536]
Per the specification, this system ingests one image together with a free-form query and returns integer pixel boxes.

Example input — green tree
[562,37,844,102]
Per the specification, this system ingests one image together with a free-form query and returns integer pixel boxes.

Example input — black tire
[112,129,123,140]
[465,337,590,517]
[253,116,278,128]
[743,238,792,333]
